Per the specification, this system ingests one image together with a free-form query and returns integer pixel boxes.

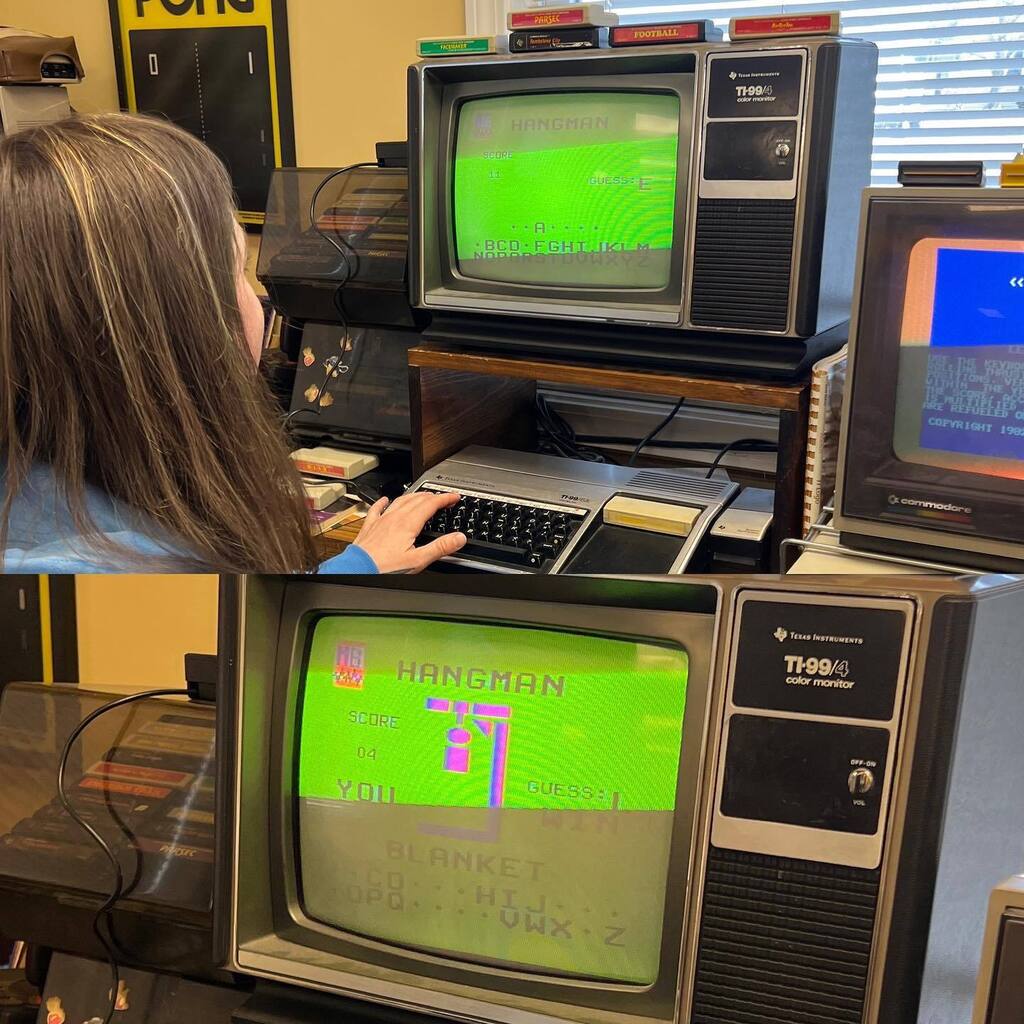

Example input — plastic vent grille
[628,470,734,502]
[690,199,796,332]
[690,847,880,1024]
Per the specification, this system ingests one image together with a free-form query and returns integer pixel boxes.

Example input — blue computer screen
[930,248,1024,348]
[915,246,1024,466]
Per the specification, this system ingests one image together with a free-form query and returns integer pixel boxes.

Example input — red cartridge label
[732,13,838,37]
[292,460,349,478]
[78,777,172,799]
[87,761,192,788]
[611,23,702,45]
[510,9,586,29]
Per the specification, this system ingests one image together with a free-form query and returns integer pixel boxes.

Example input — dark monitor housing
[283,322,415,452]
[218,574,1024,1024]
[408,40,877,376]
[258,166,422,330]
[835,189,1024,570]
[258,167,421,451]
[0,685,218,977]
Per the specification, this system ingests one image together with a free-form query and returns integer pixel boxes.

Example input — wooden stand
[317,519,363,561]
[409,345,811,571]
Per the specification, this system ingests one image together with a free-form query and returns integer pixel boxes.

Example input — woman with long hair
[0,113,465,573]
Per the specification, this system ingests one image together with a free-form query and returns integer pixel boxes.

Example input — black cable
[283,163,377,435]
[705,438,775,479]
[57,688,189,1024]
[535,394,607,463]
[308,161,377,282]
[283,353,348,429]
[536,394,574,460]
[96,711,147,963]
[536,398,779,470]
[577,434,778,454]
[627,397,686,467]
[341,319,369,404]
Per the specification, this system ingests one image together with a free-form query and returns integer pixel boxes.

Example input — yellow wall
[0,0,465,165]
[288,0,464,166]
[75,576,219,692]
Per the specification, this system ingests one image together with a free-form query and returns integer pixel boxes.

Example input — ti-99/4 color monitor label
[730,599,909,721]
[706,54,803,119]
[295,615,689,984]
[452,92,680,289]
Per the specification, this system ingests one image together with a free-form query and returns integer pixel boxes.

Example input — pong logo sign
[135,0,255,14]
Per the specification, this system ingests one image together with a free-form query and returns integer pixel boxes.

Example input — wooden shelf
[409,345,811,572]
[409,345,809,410]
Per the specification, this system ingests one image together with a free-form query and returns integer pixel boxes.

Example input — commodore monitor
[835,188,1024,568]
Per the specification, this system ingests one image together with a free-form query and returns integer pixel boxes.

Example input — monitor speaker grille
[690,847,880,1024]
[690,199,796,332]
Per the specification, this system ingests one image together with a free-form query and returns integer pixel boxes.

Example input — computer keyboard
[416,485,588,569]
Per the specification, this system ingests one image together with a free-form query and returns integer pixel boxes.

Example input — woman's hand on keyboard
[353,491,466,574]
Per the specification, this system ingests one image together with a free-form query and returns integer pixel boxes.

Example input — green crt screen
[452,91,681,289]
[295,615,689,984]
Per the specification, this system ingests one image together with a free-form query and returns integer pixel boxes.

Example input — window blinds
[609,0,1024,184]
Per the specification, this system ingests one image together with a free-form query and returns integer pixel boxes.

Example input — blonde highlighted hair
[0,113,318,571]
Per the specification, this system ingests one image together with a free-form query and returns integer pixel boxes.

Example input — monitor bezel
[441,78,691,304]
[292,613,691,985]
[837,190,1024,555]
[415,57,698,327]
[244,579,719,1024]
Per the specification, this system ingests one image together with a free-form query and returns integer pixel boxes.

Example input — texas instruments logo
[773,628,788,642]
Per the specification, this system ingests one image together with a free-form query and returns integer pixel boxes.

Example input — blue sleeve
[2,530,197,574]
[318,544,379,575]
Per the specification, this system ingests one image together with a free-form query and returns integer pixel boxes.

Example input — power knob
[775,142,792,159]
[848,767,875,796]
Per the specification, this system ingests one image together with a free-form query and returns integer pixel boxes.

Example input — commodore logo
[888,494,973,515]
[774,628,788,642]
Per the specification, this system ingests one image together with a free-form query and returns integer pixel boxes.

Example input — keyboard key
[416,487,587,569]
[456,537,532,566]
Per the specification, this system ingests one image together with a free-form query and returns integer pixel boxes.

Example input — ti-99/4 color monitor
[417,68,694,328]
[297,615,687,985]
[836,189,1024,569]
[409,41,879,375]
[221,575,1024,1024]
[225,577,716,1024]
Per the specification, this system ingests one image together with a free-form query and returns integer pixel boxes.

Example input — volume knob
[848,767,875,796]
